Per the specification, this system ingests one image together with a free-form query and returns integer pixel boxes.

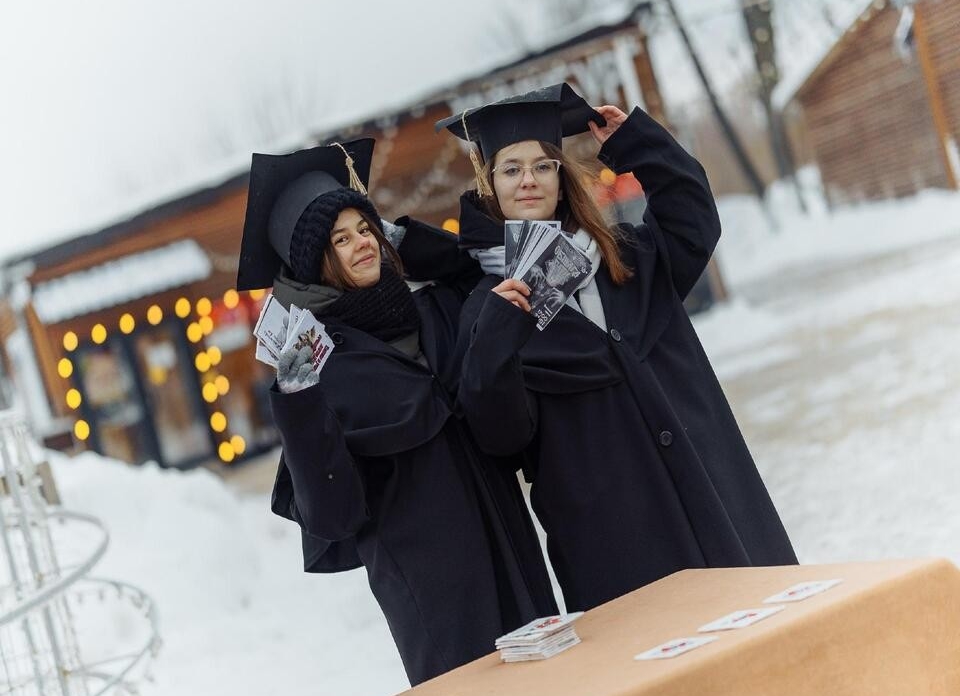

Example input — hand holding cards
[504,220,591,331]
[253,295,334,376]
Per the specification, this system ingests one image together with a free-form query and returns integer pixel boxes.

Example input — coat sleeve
[458,291,539,457]
[269,382,370,542]
[394,216,483,296]
[597,107,722,300]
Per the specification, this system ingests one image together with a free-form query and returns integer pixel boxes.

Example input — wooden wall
[795,0,959,205]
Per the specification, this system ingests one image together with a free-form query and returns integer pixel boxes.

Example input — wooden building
[781,0,960,206]
[2,176,278,468]
[1,2,720,467]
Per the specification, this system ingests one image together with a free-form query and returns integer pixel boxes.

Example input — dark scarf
[324,266,421,342]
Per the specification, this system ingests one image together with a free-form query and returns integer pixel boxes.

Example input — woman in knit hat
[237,139,556,686]
[437,84,796,614]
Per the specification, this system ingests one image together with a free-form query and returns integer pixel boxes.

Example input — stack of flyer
[252,295,334,374]
[495,612,584,662]
[504,220,591,331]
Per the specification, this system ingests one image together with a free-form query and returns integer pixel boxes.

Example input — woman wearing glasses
[438,84,796,614]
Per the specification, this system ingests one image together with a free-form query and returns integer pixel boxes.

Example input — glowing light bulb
[66,389,82,409]
[210,412,227,432]
[147,305,163,325]
[74,420,91,440]
[119,313,135,334]
[175,298,191,318]
[196,297,212,317]
[91,324,107,344]
[218,442,235,463]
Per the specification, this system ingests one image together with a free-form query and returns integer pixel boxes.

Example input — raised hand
[588,105,629,145]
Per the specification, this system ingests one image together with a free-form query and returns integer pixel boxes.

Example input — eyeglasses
[491,159,562,182]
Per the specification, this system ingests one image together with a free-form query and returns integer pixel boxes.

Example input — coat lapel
[314,322,451,458]
[595,227,675,360]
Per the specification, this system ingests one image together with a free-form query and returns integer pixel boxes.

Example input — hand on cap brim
[589,105,629,145]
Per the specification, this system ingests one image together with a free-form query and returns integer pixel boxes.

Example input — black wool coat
[456,107,797,614]
[269,241,556,686]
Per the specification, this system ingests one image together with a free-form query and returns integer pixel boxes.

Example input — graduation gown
[456,107,797,614]
[269,245,555,686]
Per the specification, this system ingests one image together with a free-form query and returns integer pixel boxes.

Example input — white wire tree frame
[0,410,160,696]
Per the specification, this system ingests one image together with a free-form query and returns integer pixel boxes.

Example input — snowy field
[43,183,960,695]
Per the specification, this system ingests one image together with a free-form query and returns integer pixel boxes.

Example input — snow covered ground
[41,183,960,695]
[703,183,960,570]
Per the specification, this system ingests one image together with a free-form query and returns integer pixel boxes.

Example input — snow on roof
[528,0,646,50]
[772,0,878,110]
[31,239,211,324]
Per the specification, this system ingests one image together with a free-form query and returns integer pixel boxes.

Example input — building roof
[772,0,881,110]
[5,171,248,274]
[31,239,212,323]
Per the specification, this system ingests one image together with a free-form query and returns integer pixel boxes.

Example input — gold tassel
[333,142,368,196]
[461,111,493,198]
[469,147,494,197]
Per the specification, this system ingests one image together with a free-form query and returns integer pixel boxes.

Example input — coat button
[331,332,344,345]
[610,328,622,342]
[659,430,673,447]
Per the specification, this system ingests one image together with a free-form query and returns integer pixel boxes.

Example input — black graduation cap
[236,138,374,291]
[435,83,605,162]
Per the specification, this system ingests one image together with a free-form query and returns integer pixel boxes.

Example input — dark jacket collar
[271,270,342,314]
[457,191,504,250]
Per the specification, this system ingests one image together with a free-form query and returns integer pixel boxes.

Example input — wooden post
[740,0,807,213]
[23,302,62,418]
[663,0,769,205]
[913,1,959,189]
[632,33,671,128]
[633,19,728,301]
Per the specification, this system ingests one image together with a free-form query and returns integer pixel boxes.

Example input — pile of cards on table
[252,294,334,374]
[495,612,584,662]
[504,220,591,331]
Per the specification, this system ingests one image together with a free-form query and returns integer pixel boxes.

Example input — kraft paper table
[399,558,960,696]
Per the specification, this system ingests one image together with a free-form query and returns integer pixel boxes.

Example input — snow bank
[715,182,960,289]
[49,451,410,696]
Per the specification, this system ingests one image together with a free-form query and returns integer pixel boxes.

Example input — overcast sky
[0,0,865,263]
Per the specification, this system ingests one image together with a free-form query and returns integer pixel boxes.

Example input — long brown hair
[481,141,633,285]
[320,209,403,290]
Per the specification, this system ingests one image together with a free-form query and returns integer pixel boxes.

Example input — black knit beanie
[287,188,382,284]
